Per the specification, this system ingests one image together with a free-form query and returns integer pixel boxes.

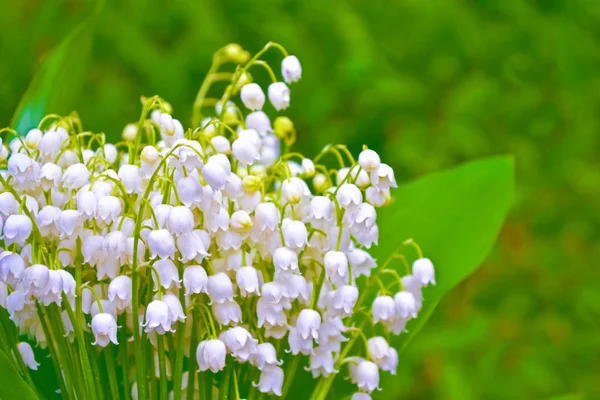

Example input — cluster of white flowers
[0,42,435,400]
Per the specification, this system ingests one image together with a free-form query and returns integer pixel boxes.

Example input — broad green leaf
[0,349,38,400]
[376,156,515,354]
[10,4,100,134]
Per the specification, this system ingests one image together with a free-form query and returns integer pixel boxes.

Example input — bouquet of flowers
[0,42,513,400]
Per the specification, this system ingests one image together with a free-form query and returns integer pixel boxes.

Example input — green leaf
[0,349,38,400]
[10,5,100,134]
[375,156,515,354]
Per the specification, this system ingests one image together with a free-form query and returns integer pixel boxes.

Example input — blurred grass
[1,0,599,398]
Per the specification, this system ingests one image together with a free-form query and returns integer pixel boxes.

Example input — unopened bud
[274,116,295,141]
[223,43,250,65]
[243,175,262,192]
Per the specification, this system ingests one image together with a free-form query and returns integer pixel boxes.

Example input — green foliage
[0,349,39,400]
[376,156,515,356]
[10,4,98,133]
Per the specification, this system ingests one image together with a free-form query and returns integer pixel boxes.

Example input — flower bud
[273,116,295,141]
[223,43,250,64]
[17,342,39,370]
[122,123,138,141]
[242,175,262,193]
[282,55,302,84]
[196,339,227,373]
[91,312,119,347]
[312,173,330,193]
[268,82,290,111]
[240,83,265,111]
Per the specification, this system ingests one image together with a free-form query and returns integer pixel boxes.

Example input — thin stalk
[118,314,130,400]
[104,345,121,400]
[187,311,199,400]
[157,334,169,400]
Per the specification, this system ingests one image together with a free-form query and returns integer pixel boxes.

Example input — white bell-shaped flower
[57,210,81,240]
[142,299,174,334]
[162,293,186,323]
[232,136,261,165]
[158,113,184,147]
[207,272,234,304]
[211,135,231,154]
[58,270,76,300]
[76,191,97,220]
[351,393,372,400]
[281,177,304,205]
[91,312,119,347]
[38,129,64,159]
[0,252,25,286]
[394,291,418,319]
[254,203,279,232]
[153,259,181,291]
[17,342,39,370]
[8,153,40,185]
[202,156,231,190]
[236,266,261,297]
[254,365,283,396]
[273,247,299,273]
[96,196,122,225]
[39,162,62,190]
[108,275,132,312]
[350,360,380,393]
[412,258,436,286]
[176,176,203,207]
[328,285,358,317]
[282,55,302,84]
[63,163,90,190]
[167,206,194,235]
[183,265,208,295]
[220,326,258,363]
[0,192,19,217]
[118,164,143,194]
[308,347,337,378]
[22,264,50,297]
[141,145,160,177]
[196,339,226,373]
[147,229,176,259]
[301,158,315,178]
[39,269,63,306]
[3,214,32,246]
[268,82,290,111]
[212,299,242,326]
[251,342,282,369]
[358,149,381,172]
[287,326,314,355]
[336,183,363,214]
[283,220,308,250]
[324,251,349,286]
[230,210,253,231]
[296,309,321,341]
[246,111,272,134]
[370,163,397,190]
[371,295,396,324]
[240,83,265,111]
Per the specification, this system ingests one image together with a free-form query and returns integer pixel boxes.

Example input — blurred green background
[1,0,599,398]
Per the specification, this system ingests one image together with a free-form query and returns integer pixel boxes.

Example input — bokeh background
[1,0,599,398]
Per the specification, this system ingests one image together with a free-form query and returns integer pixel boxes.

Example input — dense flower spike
[0,41,434,399]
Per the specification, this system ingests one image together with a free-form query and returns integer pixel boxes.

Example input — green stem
[105,345,121,400]
[187,310,199,400]
[157,334,168,400]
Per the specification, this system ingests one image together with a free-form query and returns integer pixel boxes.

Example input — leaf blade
[0,349,39,400]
